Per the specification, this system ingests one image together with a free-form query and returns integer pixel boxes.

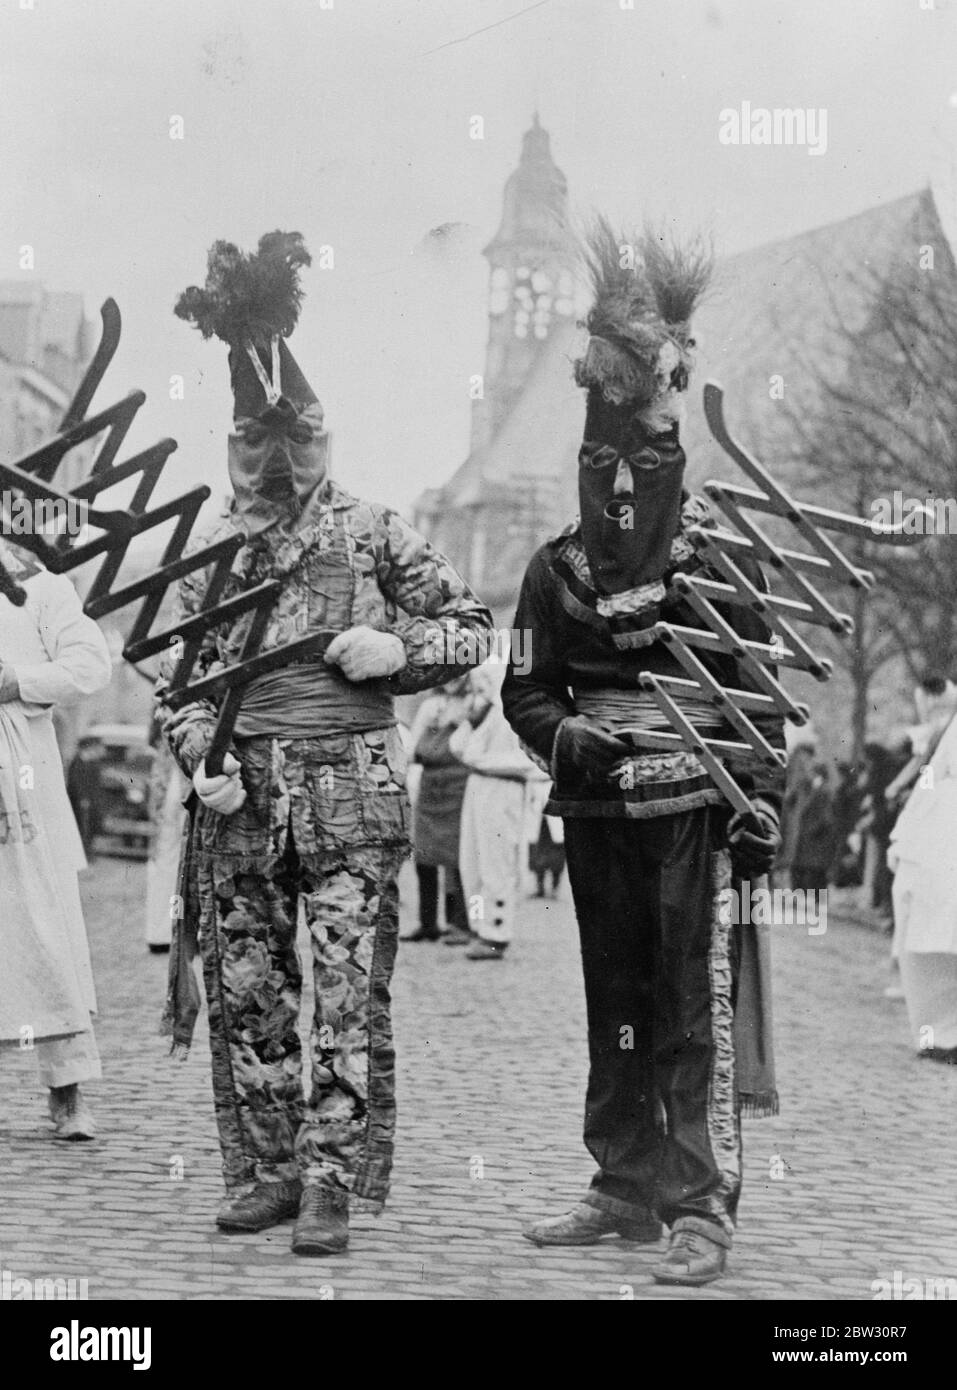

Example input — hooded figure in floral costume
[501,222,784,1286]
[160,233,493,1255]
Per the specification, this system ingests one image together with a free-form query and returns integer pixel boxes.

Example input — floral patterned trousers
[198,838,406,1208]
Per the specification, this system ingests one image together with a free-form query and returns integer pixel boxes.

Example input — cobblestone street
[2,856,955,1302]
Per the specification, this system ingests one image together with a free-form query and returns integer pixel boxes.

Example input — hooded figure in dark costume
[501,221,784,1286]
[573,218,707,647]
[159,233,493,1255]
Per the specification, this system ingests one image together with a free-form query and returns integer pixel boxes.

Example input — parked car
[66,723,156,859]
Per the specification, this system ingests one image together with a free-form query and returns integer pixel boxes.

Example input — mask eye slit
[629,447,662,471]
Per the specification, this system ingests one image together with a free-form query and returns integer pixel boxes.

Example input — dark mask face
[257,455,298,504]
[578,393,686,599]
[227,402,329,536]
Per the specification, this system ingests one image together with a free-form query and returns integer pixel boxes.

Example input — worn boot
[216,1179,302,1232]
[652,1217,730,1286]
[292,1181,350,1256]
[524,1200,661,1247]
[48,1085,96,1141]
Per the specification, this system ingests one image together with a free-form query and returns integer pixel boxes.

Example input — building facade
[0,281,95,491]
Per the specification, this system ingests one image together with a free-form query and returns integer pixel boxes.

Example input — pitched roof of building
[484,113,573,259]
[680,187,940,490]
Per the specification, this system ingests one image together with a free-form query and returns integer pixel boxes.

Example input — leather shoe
[403,927,441,942]
[524,1201,661,1246]
[216,1179,302,1232]
[652,1223,728,1285]
[465,939,507,960]
[48,1085,96,1141]
[292,1182,350,1255]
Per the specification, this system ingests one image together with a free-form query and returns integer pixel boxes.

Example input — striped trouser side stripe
[703,847,741,1235]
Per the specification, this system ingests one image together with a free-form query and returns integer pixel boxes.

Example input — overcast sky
[1,0,955,528]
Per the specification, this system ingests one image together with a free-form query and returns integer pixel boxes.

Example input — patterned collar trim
[231,480,363,581]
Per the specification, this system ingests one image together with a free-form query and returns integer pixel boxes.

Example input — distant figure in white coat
[888,706,957,1064]
[451,659,538,961]
[0,541,112,1137]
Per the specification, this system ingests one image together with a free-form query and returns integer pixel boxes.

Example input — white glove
[324,626,406,682]
[886,842,901,874]
[193,752,246,815]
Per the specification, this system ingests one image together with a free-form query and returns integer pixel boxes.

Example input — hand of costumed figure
[555,714,634,783]
[193,751,246,815]
[727,804,781,874]
[325,626,407,682]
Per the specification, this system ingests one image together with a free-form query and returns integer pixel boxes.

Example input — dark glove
[727,804,781,876]
[555,715,633,783]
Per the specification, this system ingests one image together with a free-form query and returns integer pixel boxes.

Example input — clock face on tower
[489,266,510,316]
[489,261,576,335]
[555,270,575,317]
[511,263,563,340]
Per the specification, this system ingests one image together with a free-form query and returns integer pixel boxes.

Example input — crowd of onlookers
[779,743,898,914]
[403,663,560,961]
[778,672,957,1064]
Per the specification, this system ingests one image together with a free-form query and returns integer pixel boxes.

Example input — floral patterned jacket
[157,482,494,870]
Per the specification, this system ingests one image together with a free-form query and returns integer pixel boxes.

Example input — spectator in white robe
[888,705,957,1063]
[0,542,112,1137]
[450,659,538,961]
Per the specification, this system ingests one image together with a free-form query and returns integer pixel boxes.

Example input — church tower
[470,115,578,453]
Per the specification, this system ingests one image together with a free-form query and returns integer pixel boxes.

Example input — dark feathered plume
[641,226,713,332]
[575,217,713,414]
[174,231,312,345]
[580,216,656,343]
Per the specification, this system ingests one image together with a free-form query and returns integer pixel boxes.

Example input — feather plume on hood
[175,232,327,536]
[574,218,712,431]
[174,231,312,347]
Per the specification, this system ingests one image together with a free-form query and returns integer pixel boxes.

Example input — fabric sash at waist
[573,686,725,736]
[233,661,395,739]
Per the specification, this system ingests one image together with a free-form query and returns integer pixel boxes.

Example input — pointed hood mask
[573,219,712,646]
[175,231,329,536]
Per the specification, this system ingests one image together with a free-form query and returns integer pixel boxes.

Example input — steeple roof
[484,115,572,258]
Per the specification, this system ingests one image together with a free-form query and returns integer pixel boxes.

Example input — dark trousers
[789,862,829,893]
[563,806,741,1237]
[416,862,467,934]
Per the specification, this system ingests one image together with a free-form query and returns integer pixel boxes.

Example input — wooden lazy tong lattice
[629,381,931,815]
[0,300,334,774]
